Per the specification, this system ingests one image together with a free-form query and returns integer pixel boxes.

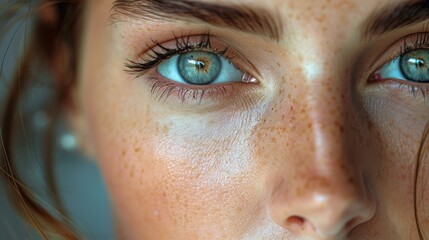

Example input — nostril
[285,216,307,233]
[284,214,364,237]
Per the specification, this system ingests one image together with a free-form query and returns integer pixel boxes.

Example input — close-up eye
[157,50,246,85]
[376,48,429,83]
[5,0,429,240]
[125,34,259,105]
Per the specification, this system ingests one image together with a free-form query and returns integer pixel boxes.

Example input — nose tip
[279,191,375,238]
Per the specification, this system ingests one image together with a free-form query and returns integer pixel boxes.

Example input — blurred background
[0,1,114,239]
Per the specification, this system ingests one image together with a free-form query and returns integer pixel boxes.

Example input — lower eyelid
[139,70,262,111]
[146,71,236,102]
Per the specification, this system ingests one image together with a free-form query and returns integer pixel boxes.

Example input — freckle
[276,62,281,67]
[271,138,276,143]
[130,166,135,178]
[162,125,169,134]
[316,15,326,22]
[134,147,141,153]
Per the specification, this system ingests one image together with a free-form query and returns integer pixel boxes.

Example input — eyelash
[371,31,429,100]
[125,32,242,103]
[127,30,429,104]
[126,33,229,73]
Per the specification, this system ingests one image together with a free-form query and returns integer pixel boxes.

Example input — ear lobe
[37,2,95,159]
[65,92,97,160]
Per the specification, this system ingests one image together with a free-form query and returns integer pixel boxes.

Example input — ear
[38,2,96,159]
[66,96,97,159]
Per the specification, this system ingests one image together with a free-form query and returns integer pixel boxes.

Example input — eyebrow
[363,0,429,39]
[110,0,283,42]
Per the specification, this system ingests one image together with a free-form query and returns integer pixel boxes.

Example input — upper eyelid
[125,35,227,76]
[362,32,429,80]
[124,33,261,79]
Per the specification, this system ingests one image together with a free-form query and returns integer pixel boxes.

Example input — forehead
[109,0,428,43]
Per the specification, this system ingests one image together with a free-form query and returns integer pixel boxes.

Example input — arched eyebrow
[362,0,429,40]
[110,0,283,42]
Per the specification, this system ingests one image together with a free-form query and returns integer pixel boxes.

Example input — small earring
[60,132,78,152]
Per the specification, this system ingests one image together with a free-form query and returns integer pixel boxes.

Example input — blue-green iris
[400,49,429,82]
[178,51,221,85]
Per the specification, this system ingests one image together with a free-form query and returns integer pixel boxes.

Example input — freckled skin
[73,0,429,239]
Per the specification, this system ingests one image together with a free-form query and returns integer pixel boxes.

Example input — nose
[270,151,375,238]
[268,98,376,239]
[272,179,375,238]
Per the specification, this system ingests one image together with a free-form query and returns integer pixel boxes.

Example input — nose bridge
[287,84,364,209]
[267,65,375,237]
[309,84,355,182]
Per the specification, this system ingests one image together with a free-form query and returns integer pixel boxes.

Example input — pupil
[178,51,221,85]
[196,61,205,69]
[408,58,425,68]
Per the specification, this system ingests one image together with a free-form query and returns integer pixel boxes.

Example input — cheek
[81,65,271,238]
[361,94,429,236]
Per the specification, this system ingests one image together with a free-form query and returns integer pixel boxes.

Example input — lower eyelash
[397,84,429,101]
[148,77,232,104]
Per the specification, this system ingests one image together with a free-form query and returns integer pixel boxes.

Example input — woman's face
[72,0,429,239]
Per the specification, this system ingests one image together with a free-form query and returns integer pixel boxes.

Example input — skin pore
[65,0,429,239]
